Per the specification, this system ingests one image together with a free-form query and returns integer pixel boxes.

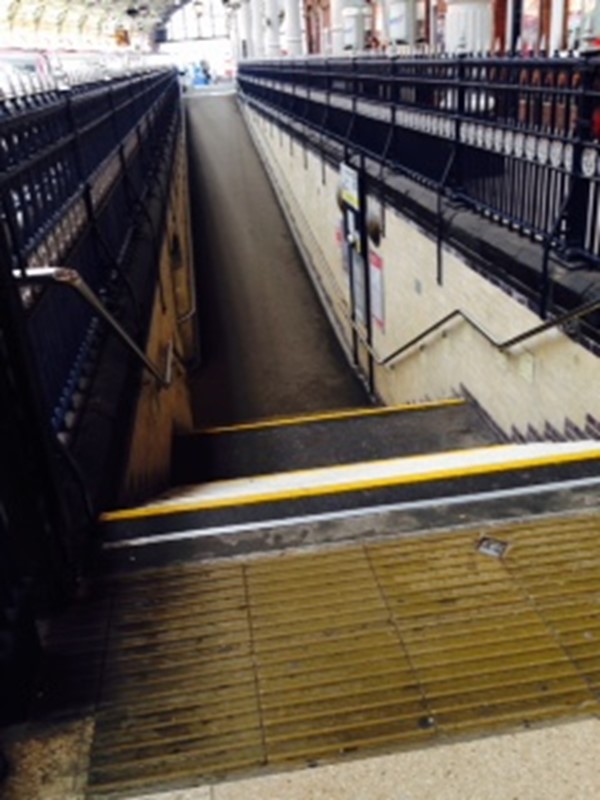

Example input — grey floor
[185,91,366,428]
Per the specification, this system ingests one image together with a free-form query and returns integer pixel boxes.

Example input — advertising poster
[369,251,385,331]
[337,220,349,273]
[351,249,367,326]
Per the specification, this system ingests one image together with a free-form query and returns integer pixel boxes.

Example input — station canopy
[0,0,203,52]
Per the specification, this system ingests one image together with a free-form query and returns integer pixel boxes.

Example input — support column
[380,0,391,49]
[229,6,240,62]
[445,0,492,53]
[389,0,417,45]
[239,0,252,58]
[330,0,345,54]
[549,0,565,53]
[580,0,600,50]
[266,0,280,55]
[251,0,265,57]
[285,0,303,54]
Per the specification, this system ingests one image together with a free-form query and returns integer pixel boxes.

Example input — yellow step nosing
[194,398,465,435]
[101,444,600,523]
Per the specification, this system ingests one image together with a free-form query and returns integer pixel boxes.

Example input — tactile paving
[86,514,600,798]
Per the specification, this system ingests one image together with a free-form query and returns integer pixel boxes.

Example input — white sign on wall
[340,162,360,211]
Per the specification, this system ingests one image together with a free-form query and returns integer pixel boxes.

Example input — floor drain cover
[477,536,510,558]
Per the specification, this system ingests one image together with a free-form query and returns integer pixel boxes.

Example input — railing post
[452,53,467,195]
[564,54,596,255]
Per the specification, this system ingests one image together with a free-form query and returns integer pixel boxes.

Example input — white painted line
[102,474,600,551]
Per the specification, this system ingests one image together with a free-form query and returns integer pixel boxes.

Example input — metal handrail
[242,93,600,372]
[365,296,600,368]
[15,267,172,389]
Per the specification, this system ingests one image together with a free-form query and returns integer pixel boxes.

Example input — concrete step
[101,441,600,571]
[172,399,499,484]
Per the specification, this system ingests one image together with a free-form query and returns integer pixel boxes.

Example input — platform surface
[17,510,595,798]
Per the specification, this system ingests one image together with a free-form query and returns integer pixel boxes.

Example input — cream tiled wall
[245,105,600,439]
[249,111,355,361]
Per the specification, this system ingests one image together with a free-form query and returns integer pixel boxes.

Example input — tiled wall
[119,134,196,504]
[244,104,600,441]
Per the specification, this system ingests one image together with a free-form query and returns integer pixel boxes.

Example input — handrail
[15,267,172,389]
[354,297,600,369]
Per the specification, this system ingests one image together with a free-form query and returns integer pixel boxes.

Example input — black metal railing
[238,54,600,266]
[0,69,180,440]
[0,70,182,718]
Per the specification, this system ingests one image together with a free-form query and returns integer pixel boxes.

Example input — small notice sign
[369,251,385,331]
[340,163,360,211]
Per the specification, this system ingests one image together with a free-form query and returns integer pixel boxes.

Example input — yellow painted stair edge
[195,398,466,435]
[101,441,600,523]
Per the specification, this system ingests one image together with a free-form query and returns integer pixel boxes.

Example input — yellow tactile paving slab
[87,513,600,798]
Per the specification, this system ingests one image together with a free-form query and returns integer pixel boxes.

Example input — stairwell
[76,396,600,797]
[101,397,600,570]
[7,88,600,799]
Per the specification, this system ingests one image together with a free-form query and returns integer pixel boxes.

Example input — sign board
[340,162,360,211]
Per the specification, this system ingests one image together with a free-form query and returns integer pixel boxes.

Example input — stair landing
[172,399,497,484]
[80,511,600,798]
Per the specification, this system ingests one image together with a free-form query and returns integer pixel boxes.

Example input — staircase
[171,398,496,483]
[100,397,600,570]
[39,396,600,799]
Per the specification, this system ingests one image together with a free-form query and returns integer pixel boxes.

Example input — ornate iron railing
[0,70,182,717]
[238,54,600,266]
[0,69,180,439]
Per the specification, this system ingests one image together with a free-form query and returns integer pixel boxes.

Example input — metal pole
[17,268,172,389]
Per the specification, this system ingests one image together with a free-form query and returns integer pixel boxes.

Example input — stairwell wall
[119,133,197,505]
[242,103,600,442]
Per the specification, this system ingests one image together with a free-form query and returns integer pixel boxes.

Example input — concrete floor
[5,510,600,799]
[185,89,366,428]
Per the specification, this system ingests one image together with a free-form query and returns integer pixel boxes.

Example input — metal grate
[87,514,600,798]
